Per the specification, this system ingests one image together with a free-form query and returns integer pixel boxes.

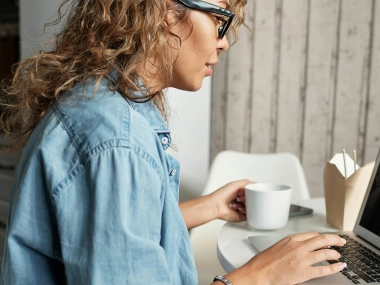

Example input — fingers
[228,182,247,215]
[308,262,347,280]
[225,203,247,222]
[309,248,341,265]
[236,195,245,203]
[290,233,348,280]
[211,180,252,222]
[304,234,347,251]
[241,231,348,284]
[236,188,245,197]
[239,207,246,214]
[218,179,250,205]
[284,232,346,250]
[306,235,347,280]
[229,202,246,214]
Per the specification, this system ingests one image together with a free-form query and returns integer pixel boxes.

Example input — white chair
[190,150,310,284]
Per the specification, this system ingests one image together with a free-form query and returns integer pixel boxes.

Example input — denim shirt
[1,78,198,284]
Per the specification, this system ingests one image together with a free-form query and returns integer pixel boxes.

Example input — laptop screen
[359,161,380,235]
[354,148,380,248]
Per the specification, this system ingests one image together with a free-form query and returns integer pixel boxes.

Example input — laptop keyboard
[328,235,380,284]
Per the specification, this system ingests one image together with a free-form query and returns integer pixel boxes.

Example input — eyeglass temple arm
[176,0,234,17]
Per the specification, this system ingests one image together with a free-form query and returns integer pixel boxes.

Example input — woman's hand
[222,232,347,285]
[179,179,252,229]
[208,179,252,223]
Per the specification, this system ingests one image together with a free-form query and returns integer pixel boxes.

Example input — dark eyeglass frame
[175,0,235,39]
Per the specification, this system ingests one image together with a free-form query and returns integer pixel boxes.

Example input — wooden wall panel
[249,0,277,153]
[211,0,380,197]
[332,0,373,164]
[302,0,340,196]
[364,0,380,164]
[224,0,255,152]
[275,0,308,157]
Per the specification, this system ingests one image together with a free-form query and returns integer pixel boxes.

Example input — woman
[0,0,346,284]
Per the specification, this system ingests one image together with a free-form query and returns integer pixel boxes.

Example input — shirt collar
[111,73,172,150]
[109,70,170,133]
[128,98,169,134]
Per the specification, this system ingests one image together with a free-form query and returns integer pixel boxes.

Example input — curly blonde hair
[0,0,247,151]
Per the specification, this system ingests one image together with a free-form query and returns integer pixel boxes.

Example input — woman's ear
[164,1,177,28]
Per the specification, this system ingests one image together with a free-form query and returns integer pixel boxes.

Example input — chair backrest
[203,150,310,202]
[190,150,310,284]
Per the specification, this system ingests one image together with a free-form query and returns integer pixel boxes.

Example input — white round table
[217,198,338,272]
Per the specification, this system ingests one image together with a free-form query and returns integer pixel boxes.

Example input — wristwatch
[213,275,233,285]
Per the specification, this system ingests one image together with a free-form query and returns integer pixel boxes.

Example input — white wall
[167,83,211,201]
[19,0,211,201]
[19,0,62,59]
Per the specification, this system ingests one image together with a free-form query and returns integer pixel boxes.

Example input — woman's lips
[205,64,214,76]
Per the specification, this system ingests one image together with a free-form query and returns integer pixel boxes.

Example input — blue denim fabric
[0,78,198,284]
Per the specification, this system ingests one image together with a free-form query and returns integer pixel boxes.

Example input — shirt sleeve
[54,146,172,284]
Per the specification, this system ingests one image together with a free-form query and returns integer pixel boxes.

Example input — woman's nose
[218,35,230,51]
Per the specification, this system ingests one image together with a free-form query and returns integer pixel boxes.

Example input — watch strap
[213,275,233,285]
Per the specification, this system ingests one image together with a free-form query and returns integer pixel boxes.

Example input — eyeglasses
[176,0,235,39]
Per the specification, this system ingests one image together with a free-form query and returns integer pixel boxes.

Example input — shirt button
[161,137,169,145]
[170,169,177,176]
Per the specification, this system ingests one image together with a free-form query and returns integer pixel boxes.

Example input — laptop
[248,147,380,284]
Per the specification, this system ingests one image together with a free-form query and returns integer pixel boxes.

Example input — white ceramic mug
[245,183,292,230]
